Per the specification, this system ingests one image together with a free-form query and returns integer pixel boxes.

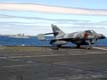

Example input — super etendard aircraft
[37,24,106,49]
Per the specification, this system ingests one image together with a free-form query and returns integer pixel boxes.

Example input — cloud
[0,3,107,15]
[0,14,107,28]
[0,14,90,22]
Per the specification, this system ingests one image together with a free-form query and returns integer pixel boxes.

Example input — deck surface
[0,46,107,80]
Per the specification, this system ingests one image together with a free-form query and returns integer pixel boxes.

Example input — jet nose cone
[98,34,106,39]
[101,35,106,39]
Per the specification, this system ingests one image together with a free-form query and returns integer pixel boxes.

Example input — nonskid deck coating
[0,46,107,80]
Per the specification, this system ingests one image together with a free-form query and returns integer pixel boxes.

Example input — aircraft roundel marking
[84,32,88,39]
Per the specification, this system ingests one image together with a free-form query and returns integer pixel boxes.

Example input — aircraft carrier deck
[0,46,107,80]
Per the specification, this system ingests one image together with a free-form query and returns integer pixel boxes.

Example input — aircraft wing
[36,33,54,41]
[37,34,46,40]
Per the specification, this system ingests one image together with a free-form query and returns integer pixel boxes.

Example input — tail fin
[51,24,65,39]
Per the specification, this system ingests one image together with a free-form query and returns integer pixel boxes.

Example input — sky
[0,0,107,36]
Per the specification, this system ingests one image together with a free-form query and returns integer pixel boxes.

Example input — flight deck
[0,46,107,80]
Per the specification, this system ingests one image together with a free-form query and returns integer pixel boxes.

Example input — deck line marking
[93,47,107,51]
[0,52,106,60]
[2,64,31,68]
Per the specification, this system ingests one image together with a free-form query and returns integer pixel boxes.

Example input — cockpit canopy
[85,30,96,34]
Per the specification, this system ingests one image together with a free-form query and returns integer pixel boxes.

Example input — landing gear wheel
[76,44,80,48]
[51,46,59,50]
[86,40,92,50]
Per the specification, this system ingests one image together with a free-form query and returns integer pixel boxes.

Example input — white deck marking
[2,64,31,68]
[93,47,107,51]
[0,52,106,60]
[0,47,107,60]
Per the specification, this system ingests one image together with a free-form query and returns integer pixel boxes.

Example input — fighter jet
[37,24,106,49]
